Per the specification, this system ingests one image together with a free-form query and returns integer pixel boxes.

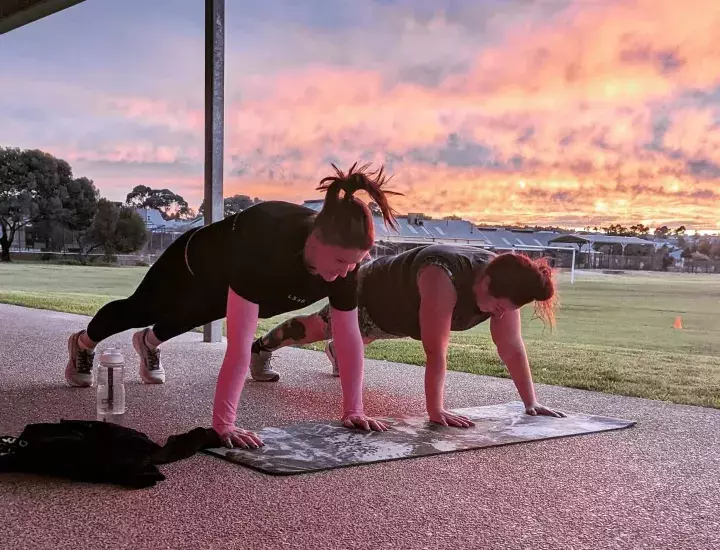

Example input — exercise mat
[204,402,635,475]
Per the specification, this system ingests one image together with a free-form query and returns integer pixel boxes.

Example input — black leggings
[86,229,227,344]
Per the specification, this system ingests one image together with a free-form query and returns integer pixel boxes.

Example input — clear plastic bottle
[97,347,126,423]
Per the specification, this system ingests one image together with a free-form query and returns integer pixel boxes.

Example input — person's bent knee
[298,313,331,342]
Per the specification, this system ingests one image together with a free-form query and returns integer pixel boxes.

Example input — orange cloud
[18,0,718,230]
[664,108,720,158]
[216,0,720,229]
[447,0,720,106]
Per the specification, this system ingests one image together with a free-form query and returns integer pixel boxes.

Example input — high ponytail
[314,162,401,250]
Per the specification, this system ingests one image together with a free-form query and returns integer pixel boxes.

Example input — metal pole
[571,248,575,284]
[203,0,225,343]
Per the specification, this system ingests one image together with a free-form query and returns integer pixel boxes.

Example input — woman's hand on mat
[428,409,475,428]
[215,425,264,449]
[342,413,388,432]
[525,402,566,418]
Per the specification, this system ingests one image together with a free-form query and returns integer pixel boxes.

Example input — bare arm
[418,265,474,428]
[212,288,264,448]
[490,311,565,417]
[330,306,387,432]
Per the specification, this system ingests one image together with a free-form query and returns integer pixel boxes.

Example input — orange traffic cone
[673,316,683,329]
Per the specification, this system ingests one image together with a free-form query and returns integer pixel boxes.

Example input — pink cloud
[4,0,720,230]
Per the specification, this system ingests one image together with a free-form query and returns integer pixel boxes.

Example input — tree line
[577,223,687,238]
[0,147,264,262]
[595,224,720,260]
[3,146,718,263]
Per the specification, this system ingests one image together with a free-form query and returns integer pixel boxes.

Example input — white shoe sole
[250,371,280,382]
[133,331,165,384]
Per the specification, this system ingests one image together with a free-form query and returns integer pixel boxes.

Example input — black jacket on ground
[0,420,222,489]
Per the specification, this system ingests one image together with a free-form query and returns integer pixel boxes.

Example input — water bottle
[97,347,126,423]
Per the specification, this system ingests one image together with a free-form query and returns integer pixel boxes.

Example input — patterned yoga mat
[204,402,636,476]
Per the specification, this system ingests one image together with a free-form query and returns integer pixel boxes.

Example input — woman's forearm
[212,345,252,432]
[330,308,365,417]
[498,345,537,407]
[213,289,259,433]
[424,353,447,413]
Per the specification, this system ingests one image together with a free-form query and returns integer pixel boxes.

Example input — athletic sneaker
[325,341,339,377]
[132,328,165,384]
[65,330,95,387]
[249,350,280,382]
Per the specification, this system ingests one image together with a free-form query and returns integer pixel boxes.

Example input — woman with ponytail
[64,162,400,448]
[252,245,565,426]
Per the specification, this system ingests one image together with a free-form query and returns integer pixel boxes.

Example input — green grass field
[1,262,719,408]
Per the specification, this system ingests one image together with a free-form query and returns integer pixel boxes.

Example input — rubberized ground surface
[1,304,718,550]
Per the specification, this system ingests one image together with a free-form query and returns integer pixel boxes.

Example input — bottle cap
[99,347,125,366]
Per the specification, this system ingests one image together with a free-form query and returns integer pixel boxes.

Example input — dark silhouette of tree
[126,185,194,220]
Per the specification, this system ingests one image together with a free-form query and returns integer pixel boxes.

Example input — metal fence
[9,226,718,274]
[9,226,185,257]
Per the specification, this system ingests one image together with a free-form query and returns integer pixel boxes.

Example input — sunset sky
[2,0,719,230]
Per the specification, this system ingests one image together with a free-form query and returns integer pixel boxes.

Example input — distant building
[301,199,324,212]
[301,201,578,262]
[134,208,204,233]
[134,208,204,254]
[133,201,682,271]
